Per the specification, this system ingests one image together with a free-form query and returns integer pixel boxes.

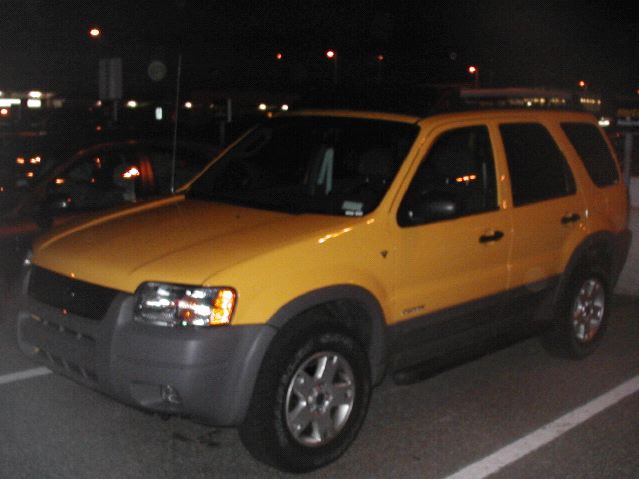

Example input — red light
[376,54,385,62]
[275,52,283,60]
[326,50,336,59]
[0,108,8,116]
[89,27,101,38]
[468,65,478,74]
[578,80,587,88]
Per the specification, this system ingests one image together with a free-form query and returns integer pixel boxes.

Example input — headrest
[358,148,393,178]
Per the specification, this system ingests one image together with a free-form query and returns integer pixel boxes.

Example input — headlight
[135,282,236,327]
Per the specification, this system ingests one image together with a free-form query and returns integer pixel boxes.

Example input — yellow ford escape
[17,107,631,472]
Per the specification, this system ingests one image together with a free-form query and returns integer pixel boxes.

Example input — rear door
[498,121,588,297]
[559,121,628,232]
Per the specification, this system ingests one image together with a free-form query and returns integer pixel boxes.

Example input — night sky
[1,0,637,100]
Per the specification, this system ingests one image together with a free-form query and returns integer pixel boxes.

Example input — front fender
[267,285,389,385]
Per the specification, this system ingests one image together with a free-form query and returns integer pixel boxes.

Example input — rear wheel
[544,270,609,358]
[570,277,606,345]
[240,328,371,472]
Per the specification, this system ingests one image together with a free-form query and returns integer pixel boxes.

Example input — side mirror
[402,194,458,225]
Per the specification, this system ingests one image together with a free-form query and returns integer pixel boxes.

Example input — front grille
[37,346,98,383]
[28,266,121,320]
[20,313,99,385]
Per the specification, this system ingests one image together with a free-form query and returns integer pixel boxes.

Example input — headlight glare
[135,282,236,327]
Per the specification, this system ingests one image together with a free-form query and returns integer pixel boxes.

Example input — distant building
[459,87,602,115]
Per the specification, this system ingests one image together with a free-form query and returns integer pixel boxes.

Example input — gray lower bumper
[17,293,277,426]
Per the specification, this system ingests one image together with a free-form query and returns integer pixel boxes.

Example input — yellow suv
[17,108,631,472]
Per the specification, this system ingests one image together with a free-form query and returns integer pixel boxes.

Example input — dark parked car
[1,107,109,211]
[0,138,218,296]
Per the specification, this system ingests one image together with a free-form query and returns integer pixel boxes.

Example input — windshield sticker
[342,200,364,216]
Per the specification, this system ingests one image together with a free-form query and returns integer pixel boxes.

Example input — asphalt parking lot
[1,295,638,478]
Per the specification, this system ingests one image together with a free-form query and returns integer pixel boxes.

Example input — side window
[499,123,576,206]
[560,122,619,187]
[49,150,138,210]
[398,126,497,226]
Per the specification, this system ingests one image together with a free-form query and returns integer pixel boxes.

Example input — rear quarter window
[560,122,619,187]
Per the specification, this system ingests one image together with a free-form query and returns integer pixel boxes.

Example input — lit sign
[0,98,21,107]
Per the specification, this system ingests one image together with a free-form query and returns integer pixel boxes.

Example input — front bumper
[16,273,276,426]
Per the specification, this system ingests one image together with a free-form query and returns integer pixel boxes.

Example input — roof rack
[458,87,587,111]
[294,83,591,117]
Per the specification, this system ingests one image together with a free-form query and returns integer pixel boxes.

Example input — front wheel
[240,329,371,472]
[544,271,609,359]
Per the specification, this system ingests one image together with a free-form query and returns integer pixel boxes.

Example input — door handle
[479,230,504,243]
[561,213,581,224]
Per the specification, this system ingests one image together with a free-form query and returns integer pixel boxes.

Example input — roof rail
[294,83,591,117]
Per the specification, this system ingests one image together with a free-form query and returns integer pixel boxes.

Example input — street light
[325,50,338,84]
[88,27,101,38]
[375,53,385,83]
[468,65,479,88]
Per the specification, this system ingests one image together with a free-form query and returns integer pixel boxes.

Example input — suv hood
[33,196,357,292]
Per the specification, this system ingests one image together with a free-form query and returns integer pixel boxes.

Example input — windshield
[187,116,418,216]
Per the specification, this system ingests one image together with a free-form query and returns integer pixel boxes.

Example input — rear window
[561,122,619,187]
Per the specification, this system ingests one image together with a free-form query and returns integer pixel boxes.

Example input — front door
[390,124,511,367]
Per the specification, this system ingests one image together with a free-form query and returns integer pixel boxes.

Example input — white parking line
[443,374,639,479]
[0,367,52,386]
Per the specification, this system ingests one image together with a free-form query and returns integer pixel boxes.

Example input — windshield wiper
[253,198,306,215]
[187,190,305,214]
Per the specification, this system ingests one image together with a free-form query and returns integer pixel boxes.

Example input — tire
[544,269,609,359]
[239,327,371,472]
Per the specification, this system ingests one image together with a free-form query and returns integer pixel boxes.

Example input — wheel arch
[266,285,389,386]
[544,231,616,358]
[556,231,618,307]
